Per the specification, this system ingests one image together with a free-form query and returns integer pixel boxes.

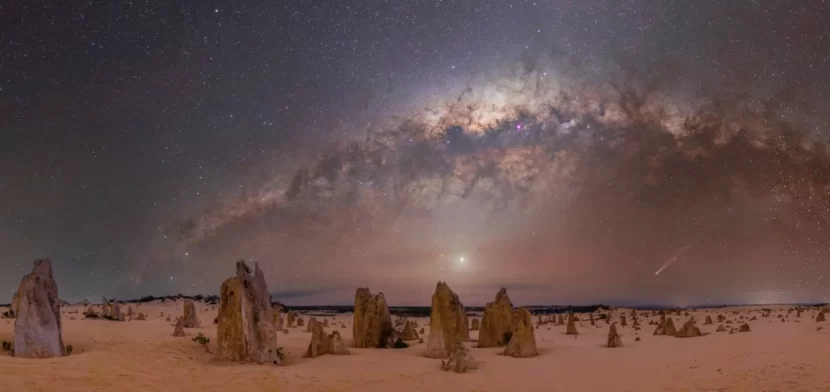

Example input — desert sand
[1,301,829,392]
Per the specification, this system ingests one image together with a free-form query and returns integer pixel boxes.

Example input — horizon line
[10,293,825,310]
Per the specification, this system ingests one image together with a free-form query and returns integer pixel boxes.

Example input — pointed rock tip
[32,258,54,273]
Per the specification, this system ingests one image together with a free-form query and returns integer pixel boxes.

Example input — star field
[1,1,829,306]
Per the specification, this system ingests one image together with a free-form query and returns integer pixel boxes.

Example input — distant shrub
[1,340,13,355]
[392,338,409,349]
[65,345,73,355]
[192,333,210,345]
[1,311,12,318]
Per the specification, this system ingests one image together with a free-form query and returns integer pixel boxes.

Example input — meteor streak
[654,243,693,276]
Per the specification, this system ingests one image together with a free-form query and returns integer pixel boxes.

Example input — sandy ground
[1,302,828,392]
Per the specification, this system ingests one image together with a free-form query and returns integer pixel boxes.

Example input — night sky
[2,1,830,307]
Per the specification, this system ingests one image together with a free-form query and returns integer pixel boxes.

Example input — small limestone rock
[306,317,318,333]
[286,311,297,328]
[84,307,99,319]
[503,307,538,357]
[566,310,578,335]
[653,314,677,336]
[273,307,284,331]
[304,322,350,358]
[675,318,703,338]
[738,323,751,333]
[401,320,420,341]
[704,316,713,325]
[182,300,200,328]
[440,342,476,373]
[470,317,480,331]
[172,318,185,337]
[607,322,622,348]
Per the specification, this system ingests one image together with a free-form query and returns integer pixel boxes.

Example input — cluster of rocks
[653,314,677,336]
[304,323,349,358]
[11,255,818,374]
[675,318,703,338]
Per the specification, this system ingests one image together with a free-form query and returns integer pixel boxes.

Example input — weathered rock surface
[10,291,19,317]
[400,320,420,341]
[173,318,186,337]
[440,342,477,373]
[216,260,281,364]
[470,317,480,331]
[273,306,284,331]
[352,287,395,348]
[607,323,622,348]
[101,297,123,321]
[425,281,467,358]
[13,259,65,358]
[460,311,470,342]
[477,288,514,347]
[566,310,578,335]
[306,317,319,333]
[503,307,538,357]
[286,311,296,328]
[182,299,200,328]
[304,322,350,358]
[653,314,677,336]
[675,318,703,338]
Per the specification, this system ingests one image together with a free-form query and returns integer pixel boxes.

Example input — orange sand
[1,302,828,392]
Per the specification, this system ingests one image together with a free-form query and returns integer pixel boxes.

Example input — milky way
[166,59,830,306]
[2,1,829,306]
